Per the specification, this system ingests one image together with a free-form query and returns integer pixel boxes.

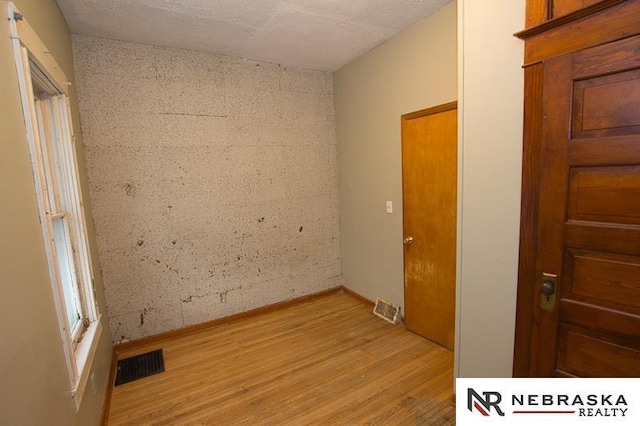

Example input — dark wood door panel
[572,68,640,139]
[560,299,640,338]
[564,223,640,256]
[564,249,640,309]
[557,324,640,377]
[569,136,640,165]
[568,166,640,225]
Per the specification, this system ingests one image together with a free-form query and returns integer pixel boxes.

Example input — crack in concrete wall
[72,35,342,342]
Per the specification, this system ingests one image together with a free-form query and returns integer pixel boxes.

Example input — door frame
[512,62,543,377]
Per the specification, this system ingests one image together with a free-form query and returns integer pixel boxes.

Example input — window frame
[7,2,102,411]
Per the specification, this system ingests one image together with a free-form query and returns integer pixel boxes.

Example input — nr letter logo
[467,388,505,416]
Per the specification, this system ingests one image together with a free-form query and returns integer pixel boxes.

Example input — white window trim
[7,2,102,411]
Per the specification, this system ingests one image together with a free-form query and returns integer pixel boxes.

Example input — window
[33,93,96,342]
[8,2,102,410]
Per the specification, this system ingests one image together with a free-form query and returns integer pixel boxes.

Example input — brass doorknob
[403,236,414,244]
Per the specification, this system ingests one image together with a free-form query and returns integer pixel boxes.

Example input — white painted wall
[334,1,457,311]
[73,36,341,341]
[336,0,526,379]
[456,0,525,378]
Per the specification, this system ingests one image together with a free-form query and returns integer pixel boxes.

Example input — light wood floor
[107,292,455,425]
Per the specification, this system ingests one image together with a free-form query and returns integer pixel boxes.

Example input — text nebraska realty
[470,388,630,417]
[512,393,628,417]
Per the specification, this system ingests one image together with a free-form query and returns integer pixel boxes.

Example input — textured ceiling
[56,0,453,71]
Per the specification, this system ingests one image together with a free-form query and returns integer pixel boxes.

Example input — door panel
[533,34,640,377]
[569,136,640,165]
[557,324,640,377]
[402,103,457,350]
[560,299,640,337]
[565,250,640,308]
[568,166,640,225]
[564,224,640,256]
[572,69,640,137]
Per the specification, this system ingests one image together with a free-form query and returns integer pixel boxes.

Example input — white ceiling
[56,0,453,71]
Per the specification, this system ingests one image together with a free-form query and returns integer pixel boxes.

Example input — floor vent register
[373,298,401,324]
[115,349,165,386]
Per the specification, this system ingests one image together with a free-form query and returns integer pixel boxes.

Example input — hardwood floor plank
[107,293,454,425]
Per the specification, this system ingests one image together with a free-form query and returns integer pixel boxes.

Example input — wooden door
[531,34,640,377]
[402,102,457,350]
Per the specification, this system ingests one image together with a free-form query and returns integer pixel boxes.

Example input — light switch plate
[386,201,393,213]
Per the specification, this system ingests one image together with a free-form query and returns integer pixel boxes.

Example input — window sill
[71,316,102,412]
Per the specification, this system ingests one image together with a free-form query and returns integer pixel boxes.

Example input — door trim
[402,101,458,122]
[513,63,544,377]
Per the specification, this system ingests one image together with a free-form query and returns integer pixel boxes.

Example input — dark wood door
[532,34,640,377]
[402,103,457,350]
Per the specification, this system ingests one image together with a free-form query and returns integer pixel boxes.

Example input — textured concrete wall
[73,35,341,342]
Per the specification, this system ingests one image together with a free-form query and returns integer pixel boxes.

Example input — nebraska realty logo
[468,388,627,417]
[457,379,639,425]
[468,389,505,416]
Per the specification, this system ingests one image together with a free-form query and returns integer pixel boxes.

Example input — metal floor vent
[115,349,165,386]
[373,298,401,324]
